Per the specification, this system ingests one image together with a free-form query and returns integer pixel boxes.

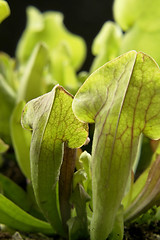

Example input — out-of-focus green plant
[0,6,86,144]
[0,138,9,166]
[0,0,10,23]
[91,0,160,72]
[16,6,86,93]
[1,1,160,240]
[114,0,160,65]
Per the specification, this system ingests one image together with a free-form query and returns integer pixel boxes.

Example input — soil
[0,222,160,240]
[124,221,160,240]
[0,231,61,240]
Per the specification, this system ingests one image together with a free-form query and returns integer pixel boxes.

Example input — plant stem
[59,144,76,232]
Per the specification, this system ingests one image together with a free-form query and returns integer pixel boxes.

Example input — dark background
[0,0,114,70]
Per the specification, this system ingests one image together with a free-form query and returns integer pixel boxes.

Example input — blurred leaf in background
[0,0,10,24]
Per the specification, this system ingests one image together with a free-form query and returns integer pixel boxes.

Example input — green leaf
[113,0,160,31]
[0,138,8,166]
[73,51,160,240]
[122,171,148,211]
[0,53,17,91]
[68,184,90,240]
[16,6,86,71]
[123,142,160,222]
[73,169,87,189]
[17,43,48,102]
[0,139,9,153]
[49,42,79,94]
[78,151,92,201]
[0,0,10,23]
[0,75,15,143]
[26,182,46,221]
[10,101,31,179]
[0,54,16,143]
[124,156,160,222]
[108,205,124,240]
[0,174,31,212]
[79,151,91,177]
[113,0,160,66]
[21,85,88,235]
[120,24,160,66]
[0,194,54,235]
[90,21,122,73]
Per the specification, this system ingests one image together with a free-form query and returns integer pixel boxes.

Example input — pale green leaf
[10,101,31,179]
[0,53,17,90]
[90,21,122,73]
[113,0,160,31]
[0,0,10,23]
[49,42,79,93]
[0,74,15,143]
[120,24,160,66]
[73,169,87,189]
[17,43,48,102]
[16,6,86,71]
[73,51,160,240]
[78,151,92,200]
[21,85,88,235]
[114,0,160,66]
[0,53,16,143]
[0,138,8,153]
[79,151,91,180]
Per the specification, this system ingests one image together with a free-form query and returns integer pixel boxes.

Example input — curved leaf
[90,21,122,73]
[68,184,90,240]
[17,43,48,102]
[124,154,160,222]
[113,0,160,31]
[11,101,31,179]
[0,194,54,235]
[0,53,16,143]
[21,85,88,235]
[0,139,8,153]
[123,142,160,221]
[0,174,31,212]
[16,6,86,71]
[0,0,10,23]
[49,42,79,93]
[73,51,160,239]
[120,24,160,66]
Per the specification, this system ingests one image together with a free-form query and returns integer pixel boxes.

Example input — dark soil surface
[124,221,160,240]
[1,222,160,240]
[0,231,59,240]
